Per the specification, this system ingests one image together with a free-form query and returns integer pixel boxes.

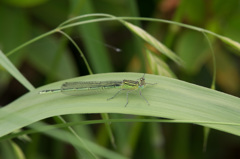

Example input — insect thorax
[122,80,139,90]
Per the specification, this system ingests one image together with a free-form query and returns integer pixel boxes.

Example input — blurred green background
[0,0,240,158]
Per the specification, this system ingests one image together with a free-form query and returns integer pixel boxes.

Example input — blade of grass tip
[136,16,240,54]
[116,16,240,55]
[122,21,183,66]
[0,50,34,91]
[57,30,93,74]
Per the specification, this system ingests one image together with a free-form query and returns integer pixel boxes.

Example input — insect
[39,74,155,107]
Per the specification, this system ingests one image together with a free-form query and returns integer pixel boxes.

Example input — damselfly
[39,74,156,107]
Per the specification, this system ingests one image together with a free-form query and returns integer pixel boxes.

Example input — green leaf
[145,49,176,78]
[123,22,183,65]
[0,73,240,138]
[0,50,34,91]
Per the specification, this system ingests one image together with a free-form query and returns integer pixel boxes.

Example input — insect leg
[107,89,122,100]
[139,90,150,105]
[125,91,130,107]
[125,90,137,107]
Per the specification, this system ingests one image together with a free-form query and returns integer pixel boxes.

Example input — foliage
[0,0,240,159]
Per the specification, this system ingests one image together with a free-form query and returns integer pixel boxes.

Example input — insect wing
[61,81,122,96]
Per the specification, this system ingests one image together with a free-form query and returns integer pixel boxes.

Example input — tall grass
[0,11,240,159]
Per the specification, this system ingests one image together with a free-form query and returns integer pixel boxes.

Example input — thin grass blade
[0,50,34,91]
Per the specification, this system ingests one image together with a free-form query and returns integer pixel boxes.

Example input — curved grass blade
[145,49,176,78]
[123,22,183,66]
[0,50,34,91]
[0,73,239,138]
